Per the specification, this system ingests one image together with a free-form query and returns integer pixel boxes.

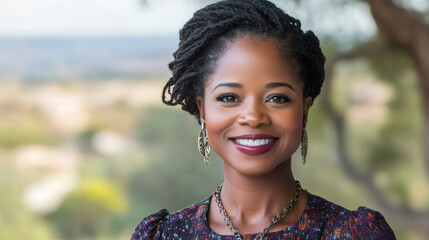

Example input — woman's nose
[237,100,270,128]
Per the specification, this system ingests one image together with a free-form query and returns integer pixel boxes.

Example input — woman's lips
[230,134,278,155]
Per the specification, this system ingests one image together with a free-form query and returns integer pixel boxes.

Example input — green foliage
[328,51,427,229]
[48,178,127,240]
[368,51,413,86]
[0,124,57,148]
[320,36,341,59]
[365,51,420,172]
[367,98,421,171]
[0,164,56,240]
[76,125,103,153]
[131,106,223,213]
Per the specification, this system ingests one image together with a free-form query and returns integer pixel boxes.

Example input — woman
[131,0,396,239]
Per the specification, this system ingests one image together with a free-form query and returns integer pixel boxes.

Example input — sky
[0,0,197,37]
[0,0,403,40]
[1,0,427,39]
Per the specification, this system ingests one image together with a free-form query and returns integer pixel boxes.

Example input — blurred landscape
[0,38,176,80]
[0,37,225,240]
[1,0,429,239]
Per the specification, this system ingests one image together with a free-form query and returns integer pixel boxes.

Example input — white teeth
[235,138,274,146]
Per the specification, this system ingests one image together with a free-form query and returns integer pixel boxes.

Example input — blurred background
[0,0,428,239]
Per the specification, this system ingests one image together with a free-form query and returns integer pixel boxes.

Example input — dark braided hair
[162,0,325,122]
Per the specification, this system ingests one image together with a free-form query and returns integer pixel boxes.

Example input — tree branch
[321,42,429,233]
[361,0,424,48]
[362,0,429,177]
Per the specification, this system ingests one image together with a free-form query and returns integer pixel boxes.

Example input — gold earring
[198,122,211,165]
[301,129,308,164]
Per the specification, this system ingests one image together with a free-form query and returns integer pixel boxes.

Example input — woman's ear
[303,96,312,128]
[196,96,205,122]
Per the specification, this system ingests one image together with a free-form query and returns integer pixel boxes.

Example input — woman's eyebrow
[212,83,243,92]
[265,82,295,92]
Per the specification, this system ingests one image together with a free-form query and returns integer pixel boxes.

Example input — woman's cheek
[204,103,232,144]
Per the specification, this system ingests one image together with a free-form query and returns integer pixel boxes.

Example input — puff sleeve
[348,207,396,239]
[324,207,396,240]
[130,209,169,240]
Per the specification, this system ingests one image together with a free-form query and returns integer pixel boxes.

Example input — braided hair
[162,0,325,122]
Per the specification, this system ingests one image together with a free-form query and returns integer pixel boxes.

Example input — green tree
[48,178,128,240]
[289,0,429,236]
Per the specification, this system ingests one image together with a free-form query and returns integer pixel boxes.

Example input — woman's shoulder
[130,196,211,240]
[130,208,169,240]
[306,193,396,239]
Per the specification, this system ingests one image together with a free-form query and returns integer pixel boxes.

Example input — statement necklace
[214,180,302,240]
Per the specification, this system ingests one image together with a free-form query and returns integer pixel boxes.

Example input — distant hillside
[0,37,178,81]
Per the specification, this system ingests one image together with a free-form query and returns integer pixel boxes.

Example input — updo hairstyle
[162,0,325,122]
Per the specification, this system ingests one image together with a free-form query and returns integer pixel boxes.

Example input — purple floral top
[131,192,396,239]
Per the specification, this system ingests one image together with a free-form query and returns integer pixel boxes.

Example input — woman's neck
[214,160,301,231]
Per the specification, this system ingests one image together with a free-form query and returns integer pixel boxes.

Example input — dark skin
[197,35,312,235]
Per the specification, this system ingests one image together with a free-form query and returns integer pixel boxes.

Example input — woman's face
[197,35,312,177]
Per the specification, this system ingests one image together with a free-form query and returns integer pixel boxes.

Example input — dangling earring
[301,129,308,164]
[198,122,211,165]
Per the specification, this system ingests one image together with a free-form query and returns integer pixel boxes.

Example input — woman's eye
[267,95,290,103]
[217,94,239,103]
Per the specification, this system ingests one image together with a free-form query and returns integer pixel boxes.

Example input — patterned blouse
[131,192,396,239]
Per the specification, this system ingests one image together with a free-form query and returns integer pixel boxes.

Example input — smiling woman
[196,36,311,178]
[131,0,396,239]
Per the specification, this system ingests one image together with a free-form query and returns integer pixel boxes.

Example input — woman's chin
[223,159,290,178]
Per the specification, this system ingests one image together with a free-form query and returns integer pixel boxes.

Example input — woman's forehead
[206,35,300,89]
